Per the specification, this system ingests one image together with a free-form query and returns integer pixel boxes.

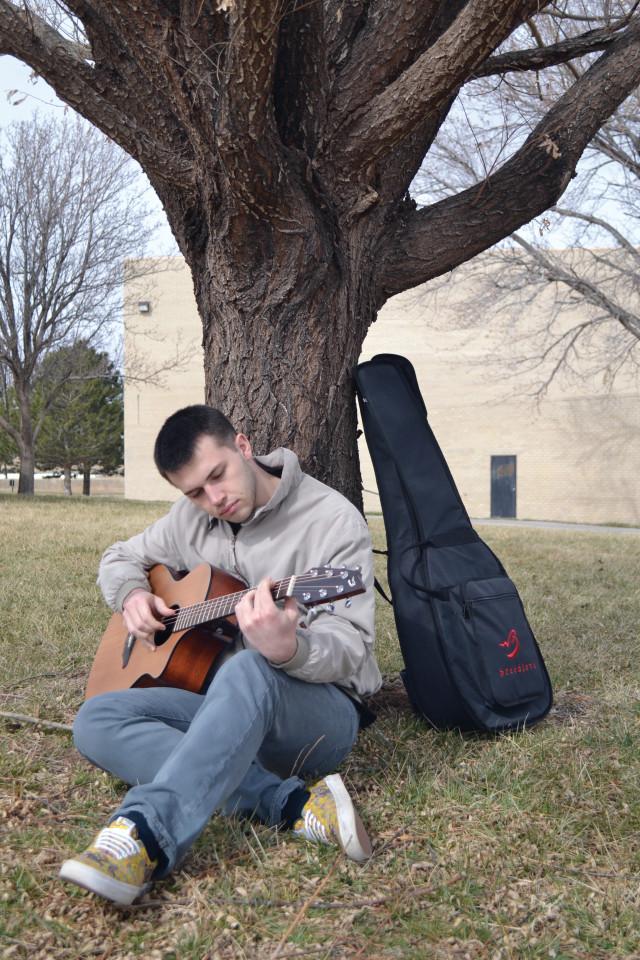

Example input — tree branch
[329,1,441,124]
[21,0,92,58]
[217,0,280,162]
[324,0,366,78]
[335,0,551,168]
[590,129,640,178]
[0,1,192,186]
[189,0,309,226]
[473,21,628,77]
[0,709,72,732]
[76,1,226,151]
[552,206,640,264]
[377,15,640,304]
[512,233,640,340]
[204,0,314,230]
[324,3,466,217]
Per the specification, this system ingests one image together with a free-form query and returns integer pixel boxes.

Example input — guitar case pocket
[432,577,548,715]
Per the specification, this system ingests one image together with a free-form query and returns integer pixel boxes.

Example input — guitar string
[172,574,355,629]
[155,572,359,631]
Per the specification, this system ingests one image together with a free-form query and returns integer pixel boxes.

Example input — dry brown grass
[1,495,639,959]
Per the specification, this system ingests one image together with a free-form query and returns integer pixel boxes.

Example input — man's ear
[235,433,253,460]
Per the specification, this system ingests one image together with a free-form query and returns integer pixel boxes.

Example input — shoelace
[93,825,141,860]
[302,810,332,845]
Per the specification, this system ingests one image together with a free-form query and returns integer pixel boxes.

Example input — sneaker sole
[324,773,372,862]
[59,859,150,905]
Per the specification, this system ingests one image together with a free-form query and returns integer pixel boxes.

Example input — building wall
[124,259,205,502]
[124,258,639,524]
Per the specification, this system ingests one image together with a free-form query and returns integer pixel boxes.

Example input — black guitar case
[354,353,553,732]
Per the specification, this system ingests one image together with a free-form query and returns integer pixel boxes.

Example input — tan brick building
[124,257,639,525]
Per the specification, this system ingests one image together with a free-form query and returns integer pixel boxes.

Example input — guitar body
[85,563,243,701]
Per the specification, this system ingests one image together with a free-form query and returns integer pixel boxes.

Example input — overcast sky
[0,54,176,255]
[1,55,68,123]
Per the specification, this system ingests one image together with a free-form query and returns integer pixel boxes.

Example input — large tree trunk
[18,444,35,495]
[186,215,378,508]
[82,465,91,496]
[201,283,369,507]
[16,384,35,496]
[63,465,73,496]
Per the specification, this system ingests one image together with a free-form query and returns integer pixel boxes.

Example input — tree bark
[18,444,34,495]
[82,465,91,496]
[188,218,377,507]
[15,383,34,496]
[63,465,73,496]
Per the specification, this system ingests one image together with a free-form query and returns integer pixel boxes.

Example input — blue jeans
[73,649,360,876]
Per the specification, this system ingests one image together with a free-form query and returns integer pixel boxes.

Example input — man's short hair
[154,405,237,477]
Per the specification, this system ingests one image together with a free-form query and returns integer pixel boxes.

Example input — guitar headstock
[282,566,365,608]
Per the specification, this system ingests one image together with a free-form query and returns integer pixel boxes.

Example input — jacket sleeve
[97,503,188,612]
[269,509,381,696]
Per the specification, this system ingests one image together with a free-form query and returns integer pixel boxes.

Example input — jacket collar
[207,447,303,530]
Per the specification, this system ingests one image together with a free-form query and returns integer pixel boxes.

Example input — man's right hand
[122,589,174,652]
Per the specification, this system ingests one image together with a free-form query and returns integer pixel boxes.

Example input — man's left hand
[234,578,299,664]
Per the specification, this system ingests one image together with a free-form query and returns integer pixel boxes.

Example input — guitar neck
[172,576,294,632]
[170,566,365,632]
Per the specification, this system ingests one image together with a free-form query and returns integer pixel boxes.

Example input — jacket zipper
[230,532,240,575]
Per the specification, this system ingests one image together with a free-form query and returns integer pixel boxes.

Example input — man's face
[167,433,259,522]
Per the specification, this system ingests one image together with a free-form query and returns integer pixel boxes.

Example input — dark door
[491,455,517,518]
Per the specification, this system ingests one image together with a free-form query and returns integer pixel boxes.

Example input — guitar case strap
[354,353,553,733]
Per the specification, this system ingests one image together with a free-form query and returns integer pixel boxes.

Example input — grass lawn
[0,494,639,960]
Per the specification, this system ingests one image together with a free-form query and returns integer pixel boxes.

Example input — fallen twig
[6,669,82,690]
[270,854,341,959]
[0,710,73,732]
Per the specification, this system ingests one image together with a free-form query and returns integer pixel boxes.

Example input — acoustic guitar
[85,563,365,700]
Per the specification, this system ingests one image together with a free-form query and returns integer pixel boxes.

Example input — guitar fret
[172,578,297,631]
[167,570,363,633]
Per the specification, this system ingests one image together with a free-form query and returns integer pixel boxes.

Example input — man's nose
[203,483,224,506]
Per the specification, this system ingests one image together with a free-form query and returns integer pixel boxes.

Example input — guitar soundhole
[154,604,179,647]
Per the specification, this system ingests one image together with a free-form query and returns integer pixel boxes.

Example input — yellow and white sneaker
[59,816,157,905]
[293,774,372,862]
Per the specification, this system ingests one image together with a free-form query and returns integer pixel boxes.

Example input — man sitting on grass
[60,405,381,904]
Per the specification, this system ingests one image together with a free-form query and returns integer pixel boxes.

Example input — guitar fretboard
[167,567,363,633]
[172,576,293,631]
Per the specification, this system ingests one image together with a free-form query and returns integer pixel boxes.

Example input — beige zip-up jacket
[98,448,382,698]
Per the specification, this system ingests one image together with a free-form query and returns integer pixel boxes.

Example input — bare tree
[413,1,640,395]
[0,113,154,493]
[2,2,640,501]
